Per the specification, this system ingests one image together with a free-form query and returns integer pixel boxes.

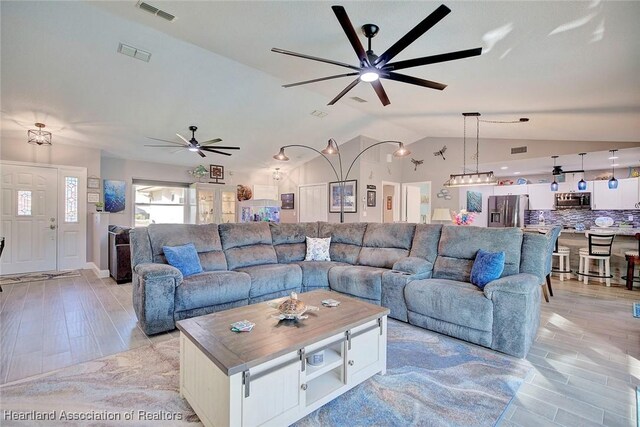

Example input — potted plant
[95,201,104,212]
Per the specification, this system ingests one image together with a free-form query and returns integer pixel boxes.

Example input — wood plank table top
[176,290,389,376]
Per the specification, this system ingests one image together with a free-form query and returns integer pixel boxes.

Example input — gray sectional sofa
[130,222,547,357]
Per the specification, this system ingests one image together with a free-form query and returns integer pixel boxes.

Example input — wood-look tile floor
[0,270,638,426]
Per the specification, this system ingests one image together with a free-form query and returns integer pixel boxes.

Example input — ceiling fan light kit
[27,123,52,146]
[145,125,240,158]
[272,4,482,106]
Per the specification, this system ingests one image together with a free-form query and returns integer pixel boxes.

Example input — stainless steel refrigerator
[488,195,529,228]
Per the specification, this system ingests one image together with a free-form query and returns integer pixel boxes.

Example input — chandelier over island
[273,139,410,222]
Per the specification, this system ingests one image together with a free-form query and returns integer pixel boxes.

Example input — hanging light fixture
[444,113,497,187]
[27,123,52,146]
[577,153,587,191]
[608,149,619,189]
[550,155,559,192]
[272,168,282,181]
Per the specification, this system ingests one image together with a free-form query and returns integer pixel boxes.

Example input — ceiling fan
[144,126,240,158]
[272,4,482,106]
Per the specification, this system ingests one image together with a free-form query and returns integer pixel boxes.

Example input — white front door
[1,164,58,274]
[298,184,328,222]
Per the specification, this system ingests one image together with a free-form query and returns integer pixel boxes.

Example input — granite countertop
[524,225,640,236]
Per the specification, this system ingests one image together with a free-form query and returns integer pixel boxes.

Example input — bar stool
[622,233,640,290]
[539,226,562,302]
[577,232,615,286]
[551,231,572,281]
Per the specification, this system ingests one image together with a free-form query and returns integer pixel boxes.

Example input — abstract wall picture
[367,190,376,207]
[466,191,482,213]
[104,180,126,213]
[209,165,224,183]
[281,193,294,210]
[329,180,357,213]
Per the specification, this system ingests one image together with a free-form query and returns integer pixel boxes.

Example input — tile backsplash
[525,209,640,228]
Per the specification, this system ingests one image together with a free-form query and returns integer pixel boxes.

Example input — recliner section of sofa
[130,221,547,358]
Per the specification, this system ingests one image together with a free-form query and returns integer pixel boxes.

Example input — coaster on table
[231,320,255,332]
[322,299,341,307]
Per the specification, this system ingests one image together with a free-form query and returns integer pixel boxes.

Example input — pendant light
[608,149,618,189]
[27,123,52,146]
[550,156,559,192]
[577,153,587,191]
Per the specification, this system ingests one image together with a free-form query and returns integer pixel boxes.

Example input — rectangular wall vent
[136,1,176,22]
[310,110,328,118]
[350,96,367,103]
[118,43,152,62]
[511,146,527,154]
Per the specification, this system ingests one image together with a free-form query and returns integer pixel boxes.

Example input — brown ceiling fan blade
[384,72,447,90]
[144,144,187,148]
[283,72,360,88]
[384,48,483,71]
[371,80,390,106]
[200,148,232,156]
[197,150,206,158]
[271,48,360,71]
[199,138,222,145]
[176,133,190,144]
[328,78,360,105]
[332,6,369,66]
[146,136,184,146]
[374,4,451,67]
[200,146,240,150]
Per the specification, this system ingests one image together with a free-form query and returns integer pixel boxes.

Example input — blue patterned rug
[634,303,640,318]
[296,320,531,427]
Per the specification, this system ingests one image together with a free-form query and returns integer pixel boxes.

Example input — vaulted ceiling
[2,1,639,173]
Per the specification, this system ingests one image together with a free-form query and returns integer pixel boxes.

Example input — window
[65,177,79,223]
[133,180,189,227]
[17,191,32,216]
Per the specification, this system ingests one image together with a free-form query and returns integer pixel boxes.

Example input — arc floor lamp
[273,139,410,223]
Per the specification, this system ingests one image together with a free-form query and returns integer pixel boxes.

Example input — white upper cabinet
[592,180,620,210]
[493,185,528,196]
[528,183,555,210]
[619,178,639,209]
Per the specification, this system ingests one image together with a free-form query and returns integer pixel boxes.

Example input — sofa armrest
[483,273,541,358]
[392,257,432,276]
[483,273,540,298]
[132,263,182,335]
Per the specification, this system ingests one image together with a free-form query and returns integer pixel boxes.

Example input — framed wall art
[329,180,357,213]
[209,165,224,184]
[104,180,126,213]
[87,192,100,204]
[367,190,376,207]
[87,177,101,189]
[281,193,294,210]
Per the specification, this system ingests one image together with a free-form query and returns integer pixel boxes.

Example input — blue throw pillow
[162,243,202,277]
[470,249,505,289]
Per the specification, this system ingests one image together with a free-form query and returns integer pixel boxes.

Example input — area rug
[0,320,530,427]
[0,270,81,286]
[634,302,640,318]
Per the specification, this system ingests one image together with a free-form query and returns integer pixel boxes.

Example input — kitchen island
[524,225,640,288]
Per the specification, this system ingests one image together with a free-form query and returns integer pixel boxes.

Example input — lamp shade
[273,147,289,161]
[431,208,451,222]
[550,180,559,192]
[608,177,618,189]
[321,138,339,155]
[393,142,411,157]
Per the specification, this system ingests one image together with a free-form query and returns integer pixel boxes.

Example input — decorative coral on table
[453,209,475,225]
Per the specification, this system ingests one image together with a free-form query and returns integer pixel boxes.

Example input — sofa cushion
[296,260,348,290]
[270,222,318,263]
[357,223,415,268]
[432,226,522,282]
[328,265,387,302]
[219,223,277,270]
[471,249,506,289]
[405,278,493,332]
[148,224,227,271]
[162,243,203,277]
[175,271,251,312]
[305,237,331,261]
[409,224,443,265]
[235,264,302,299]
[319,222,367,264]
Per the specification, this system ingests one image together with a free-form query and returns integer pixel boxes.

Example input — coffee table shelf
[305,347,343,382]
[306,367,344,406]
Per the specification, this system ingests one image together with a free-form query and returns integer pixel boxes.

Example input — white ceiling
[2,1,639,173]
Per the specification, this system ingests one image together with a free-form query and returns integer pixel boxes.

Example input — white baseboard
[86,262,110,279]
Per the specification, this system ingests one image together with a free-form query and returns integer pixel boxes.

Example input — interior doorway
[381,181,400,223]
[401,181,432,224]
[1,161,87,274]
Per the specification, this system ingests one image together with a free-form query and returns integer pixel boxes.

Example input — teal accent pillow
[471,249,505,289]
[162,243,202,277]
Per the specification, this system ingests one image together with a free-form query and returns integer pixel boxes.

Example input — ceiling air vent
[118,43,152,62]
[350,96,368,103]
[310,110,328,118]
[511,146,527,154]
[136,1,176,22]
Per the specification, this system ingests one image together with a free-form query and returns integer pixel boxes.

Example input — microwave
[554,192,591,210]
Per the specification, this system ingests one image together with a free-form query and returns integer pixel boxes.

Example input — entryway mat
[0,270,81,286]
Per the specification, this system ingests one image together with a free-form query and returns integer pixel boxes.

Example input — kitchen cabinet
[620,178,639,209]
[493,185,528,196]
[592,180,620,210]
[528,183,555,210]
[557,180,592,193]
